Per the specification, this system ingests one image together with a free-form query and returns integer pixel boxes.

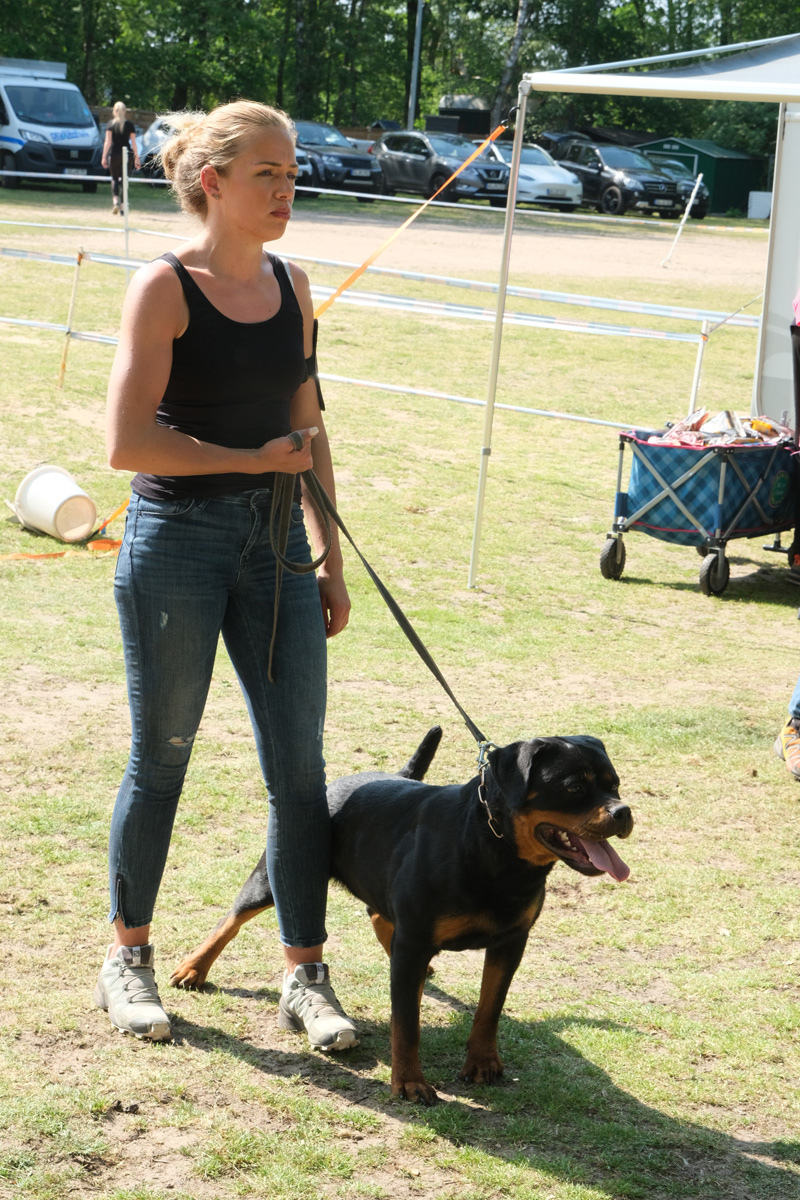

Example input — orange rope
[0,498,128,562]
[313,123,508,320]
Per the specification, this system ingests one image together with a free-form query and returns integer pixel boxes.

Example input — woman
[94,101,357,1052]
[101,101,141,215]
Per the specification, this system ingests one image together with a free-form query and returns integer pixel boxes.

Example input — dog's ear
[487,739,559,808]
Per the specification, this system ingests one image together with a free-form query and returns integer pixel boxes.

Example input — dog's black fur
[172,726,633,1103]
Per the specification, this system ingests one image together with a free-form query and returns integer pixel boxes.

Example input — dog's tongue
[583,838,630,882]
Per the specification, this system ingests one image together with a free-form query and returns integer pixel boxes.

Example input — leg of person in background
[774,673,800,779]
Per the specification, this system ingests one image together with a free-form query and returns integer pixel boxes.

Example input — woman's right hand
[252,427,318,475]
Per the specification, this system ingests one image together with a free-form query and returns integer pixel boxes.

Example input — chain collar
[476,741,503,838]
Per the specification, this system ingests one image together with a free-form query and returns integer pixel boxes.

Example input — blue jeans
[109,489,330,947]
[790,677,800,722]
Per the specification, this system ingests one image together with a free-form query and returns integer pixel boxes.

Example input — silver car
[480,142,582,211]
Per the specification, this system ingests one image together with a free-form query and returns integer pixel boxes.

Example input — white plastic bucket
[14,465,97,543]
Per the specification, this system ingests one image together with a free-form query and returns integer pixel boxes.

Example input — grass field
[1,183,799,1200]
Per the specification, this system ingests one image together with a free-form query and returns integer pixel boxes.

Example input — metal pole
[407,0,425,129]
[467,81,535,588]
[662,172,703,269]
[57,250,83,389]
[122,148,130,277]
[688,319,710,415]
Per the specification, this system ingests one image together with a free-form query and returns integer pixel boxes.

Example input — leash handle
[268,464,488,746]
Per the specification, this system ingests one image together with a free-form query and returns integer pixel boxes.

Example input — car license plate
[486,182,505,191]
[63,167,87,175]
[546,188,566,196]
[654,198,673,206]
[350,169,371,177]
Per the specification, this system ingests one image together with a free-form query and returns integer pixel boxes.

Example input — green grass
[0,185,797,1200]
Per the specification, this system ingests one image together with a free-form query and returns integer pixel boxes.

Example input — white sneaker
[93,944,172,1040]
[278,963,358,1051]
[111,203,119,215]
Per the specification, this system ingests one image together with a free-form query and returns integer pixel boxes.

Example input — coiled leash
[269,432,494,776]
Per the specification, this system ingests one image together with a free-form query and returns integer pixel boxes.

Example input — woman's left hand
[317,570,350,638]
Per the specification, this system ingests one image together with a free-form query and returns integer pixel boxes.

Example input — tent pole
[468,80,535,588]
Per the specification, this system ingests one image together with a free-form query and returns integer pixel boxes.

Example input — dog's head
[485,736,632,881]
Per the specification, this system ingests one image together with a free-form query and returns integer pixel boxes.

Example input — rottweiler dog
[171,727,633,1104]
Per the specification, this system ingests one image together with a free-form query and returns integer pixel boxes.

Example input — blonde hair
[112,101,127,122]
[158,100,295,218]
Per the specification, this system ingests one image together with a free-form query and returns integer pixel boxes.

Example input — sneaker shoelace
[119,964,162,1005]
[291,982,342,1019]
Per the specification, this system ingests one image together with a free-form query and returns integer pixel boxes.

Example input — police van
[0,58,102,191]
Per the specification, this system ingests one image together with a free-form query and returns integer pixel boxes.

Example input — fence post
[57,250,84,389]
[688,319,710,415]
[122,152,130,279]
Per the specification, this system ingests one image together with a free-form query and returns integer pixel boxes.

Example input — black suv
[554,140,684,217]
[293,120,383,198]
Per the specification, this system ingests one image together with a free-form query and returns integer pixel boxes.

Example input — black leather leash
[268,442,489,752]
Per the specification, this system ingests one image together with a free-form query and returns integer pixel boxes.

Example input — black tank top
[132,251,307,500]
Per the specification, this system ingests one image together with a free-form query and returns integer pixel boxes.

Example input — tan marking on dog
[512,806,615,865]
[432,913,496,946]
[170,906,271,989]
[370,911,395,958]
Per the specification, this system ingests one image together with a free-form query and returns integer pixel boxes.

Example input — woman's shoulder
[280,257,311,300]
[127,257,185,308]
[121,258,188,340]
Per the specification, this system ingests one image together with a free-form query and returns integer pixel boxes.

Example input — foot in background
[774,720,800,780]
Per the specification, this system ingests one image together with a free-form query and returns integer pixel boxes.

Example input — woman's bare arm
[289,264,351,637]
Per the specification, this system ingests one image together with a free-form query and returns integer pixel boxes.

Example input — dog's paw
[392,1077,439,1105]
[459,1050,504,1084]
[169,958,209,989]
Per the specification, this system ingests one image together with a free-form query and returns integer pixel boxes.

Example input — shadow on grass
[172,1004,800,1200]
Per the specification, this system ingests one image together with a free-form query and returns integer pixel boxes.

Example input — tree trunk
[491,0,532,127]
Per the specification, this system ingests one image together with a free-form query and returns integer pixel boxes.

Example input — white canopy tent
[469,33,800,583]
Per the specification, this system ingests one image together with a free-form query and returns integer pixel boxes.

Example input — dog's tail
[397,726,443,781]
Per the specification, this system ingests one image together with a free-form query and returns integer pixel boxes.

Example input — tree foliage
[0,0,793,161]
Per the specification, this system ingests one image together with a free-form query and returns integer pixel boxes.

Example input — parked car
[0,58,102,192]
[642,155,710,218]
[555,140,685,217]
[536,130,592,159]
[293,119,383,198]
[138,117,173,178]
[478,141,581,211]
[372,130,509,203]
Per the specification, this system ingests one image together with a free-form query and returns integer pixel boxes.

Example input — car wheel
[599,537,626,580]
[81,180,98,194]
[600,186,626,216]
[699,551,729,597]
[377,174,395,196]
[1,152,20,189]
[429,172,457,202]
[356,193,376,203]
[691,211,707,220]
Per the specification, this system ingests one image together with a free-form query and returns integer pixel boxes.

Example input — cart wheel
[699,552,729,596]
[600,537,626,580]
[696,542,709,557]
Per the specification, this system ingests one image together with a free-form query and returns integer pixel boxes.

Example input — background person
[94,101,357,1052]
[101,101,140,215]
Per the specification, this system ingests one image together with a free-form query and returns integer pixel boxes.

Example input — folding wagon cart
[600,431,797,595]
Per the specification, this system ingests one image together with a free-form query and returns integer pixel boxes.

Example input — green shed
[634,137,764,215]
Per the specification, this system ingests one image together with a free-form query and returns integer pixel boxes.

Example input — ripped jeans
[109,489,330,947]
